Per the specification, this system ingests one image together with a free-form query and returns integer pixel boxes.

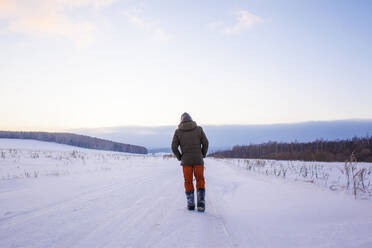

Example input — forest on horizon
[210,136,372,162]
[0,131,147,154]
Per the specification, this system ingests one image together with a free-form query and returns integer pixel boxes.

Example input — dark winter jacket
[171,120,209,166]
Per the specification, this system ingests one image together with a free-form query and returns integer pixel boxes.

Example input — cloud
[209,10,263,35]
[123,8,172,42]
[0,0,116,47]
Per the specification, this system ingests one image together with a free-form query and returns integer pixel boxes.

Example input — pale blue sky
[1,0,371,130]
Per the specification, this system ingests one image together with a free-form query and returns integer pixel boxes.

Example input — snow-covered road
[1,143,372,247]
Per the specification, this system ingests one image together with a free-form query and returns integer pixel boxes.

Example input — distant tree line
[0,131,147,154]
[209,136,372,162]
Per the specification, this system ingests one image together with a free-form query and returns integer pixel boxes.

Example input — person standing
[171,112,209,212]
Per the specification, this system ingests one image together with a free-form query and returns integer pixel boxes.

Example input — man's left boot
[185,191,195,210]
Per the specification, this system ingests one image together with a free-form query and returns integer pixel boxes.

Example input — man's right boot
[185,191,195,210]
[197,188,205,212]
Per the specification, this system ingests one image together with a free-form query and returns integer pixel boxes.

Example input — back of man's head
[180,112,193,123]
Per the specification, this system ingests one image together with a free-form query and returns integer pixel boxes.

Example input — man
[171,112,209,212]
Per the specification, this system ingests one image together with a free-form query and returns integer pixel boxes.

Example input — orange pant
[182,165,205,192]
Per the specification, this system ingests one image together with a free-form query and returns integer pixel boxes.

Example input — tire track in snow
[0,174,151,225]
[69,173,180,248]
[207,196,236,247]
[0,172,162,248]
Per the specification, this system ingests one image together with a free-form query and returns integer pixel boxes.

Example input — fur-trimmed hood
[178,121,197,131]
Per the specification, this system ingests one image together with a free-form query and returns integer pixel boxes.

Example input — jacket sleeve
[171,131,182,161]
[200,127,209,158]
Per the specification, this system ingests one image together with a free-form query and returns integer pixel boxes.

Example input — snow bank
[217,158,372,199]
[0,139,147,180]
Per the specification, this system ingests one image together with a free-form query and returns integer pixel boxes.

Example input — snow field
[1,139,372,247]
[0,139,146,180]
[221,158,372,199]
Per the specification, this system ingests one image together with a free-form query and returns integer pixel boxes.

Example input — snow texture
[1,139,372,248]
[223,158,372,199]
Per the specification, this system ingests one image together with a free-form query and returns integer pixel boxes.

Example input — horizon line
[72,118,372,130]
[0,118,372,132]
[1,118,372,133]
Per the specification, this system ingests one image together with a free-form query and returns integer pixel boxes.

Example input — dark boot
[185,191,195,210]
[197,189,205,212]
